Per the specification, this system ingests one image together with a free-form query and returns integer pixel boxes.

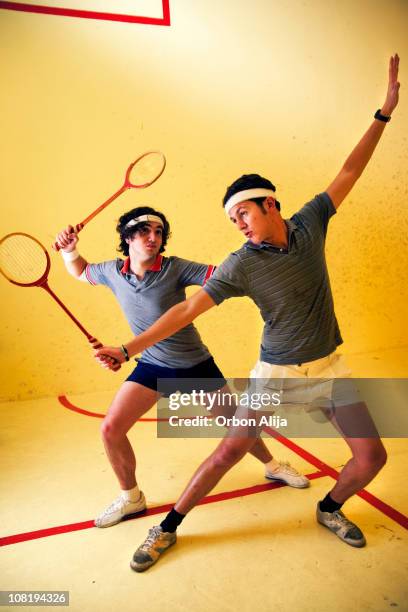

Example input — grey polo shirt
[86,255,215,368]
[203,192,342,365]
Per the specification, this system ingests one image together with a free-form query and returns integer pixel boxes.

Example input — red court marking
[0,472,324,547]
[264,427,408,530]
[1,405,406,547]
[0,0,171,25]
[58,395,168,422]
[59,398,408,530]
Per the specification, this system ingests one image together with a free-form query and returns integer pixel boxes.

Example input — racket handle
[89,337,121,372]
[52,241,62,252]
[52,224,84,252]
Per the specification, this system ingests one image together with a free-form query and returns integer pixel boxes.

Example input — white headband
[224,188,276,215]
[125,214,164,229]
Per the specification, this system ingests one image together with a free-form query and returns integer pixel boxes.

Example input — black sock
[160,508,186,533]
[319,492,343,514]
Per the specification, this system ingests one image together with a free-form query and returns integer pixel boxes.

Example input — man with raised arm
[96,55,400,570]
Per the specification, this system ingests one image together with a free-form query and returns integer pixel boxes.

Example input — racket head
[125,151,166,188]
[0,232,50,287]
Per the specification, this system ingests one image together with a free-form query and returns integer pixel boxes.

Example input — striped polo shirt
[86,255,215,368]
[203,192,342,365]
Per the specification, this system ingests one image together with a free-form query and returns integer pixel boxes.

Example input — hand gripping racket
[52,150,166,251]
[0,232,121,371]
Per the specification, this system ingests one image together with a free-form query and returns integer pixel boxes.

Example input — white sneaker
[94,492,146,528]
[265,461,310,488]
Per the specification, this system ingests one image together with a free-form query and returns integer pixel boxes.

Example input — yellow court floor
[1,351,407,612]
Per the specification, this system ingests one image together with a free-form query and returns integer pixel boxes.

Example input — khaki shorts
[247,353,359,411]
[226,353,378,438]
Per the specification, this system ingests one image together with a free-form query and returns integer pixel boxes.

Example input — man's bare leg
[174,435,262,514]
[100,381,160,489]
[205,384,308,483]
[204,384,273,463]
[328,402,387,503]
[249,437,273,463]
[95,382,160,528]
[317,402,387,547]
[130,411,265,572]
[169,406,269,516]
[330,437,387,502]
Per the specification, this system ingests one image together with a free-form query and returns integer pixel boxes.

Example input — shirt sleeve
[176,258,217,287]
[202,252,248,305]
[292,192,336,237]
[85,261,118,286]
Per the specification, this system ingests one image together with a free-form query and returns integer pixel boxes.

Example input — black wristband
[120,344,130,361]
[374,109,391,123]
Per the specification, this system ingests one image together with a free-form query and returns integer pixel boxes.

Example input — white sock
[121,485,141,503]
[265,458,280,473]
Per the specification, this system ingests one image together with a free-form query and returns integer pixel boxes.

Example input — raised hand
[382,54,400,116]
[55,225,79,252]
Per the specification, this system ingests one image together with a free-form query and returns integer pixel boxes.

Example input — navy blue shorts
[126,357,226,397]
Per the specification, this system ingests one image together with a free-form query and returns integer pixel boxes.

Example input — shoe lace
[277,461,298,475]
[140,526,162,551]
[332,511,351,526]
[324,510,362,538]
[104,496,126,514]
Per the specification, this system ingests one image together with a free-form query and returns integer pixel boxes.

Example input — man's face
[126,222,163,259]
[228,199,274,244]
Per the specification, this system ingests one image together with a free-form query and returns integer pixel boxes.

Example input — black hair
[116,206,171,257]
[222,174,281,212]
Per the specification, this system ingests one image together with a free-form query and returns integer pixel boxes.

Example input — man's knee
[101,418,121,444]
[372,444,387,470]
[354,440,387,472]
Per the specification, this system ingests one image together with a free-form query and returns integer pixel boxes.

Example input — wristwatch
[120,344,130,361]
[374,109,391,123]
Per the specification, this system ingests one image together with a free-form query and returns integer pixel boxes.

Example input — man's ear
[264,196,276,210]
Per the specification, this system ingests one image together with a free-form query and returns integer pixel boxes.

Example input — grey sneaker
[130,526,177,572]
[94,492,146,528]
[265,461,310,488]
[316,504,366,547]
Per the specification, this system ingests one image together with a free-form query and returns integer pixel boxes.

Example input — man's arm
[55,225,87,277]
[95,289,216,367]
[326,54,400,209]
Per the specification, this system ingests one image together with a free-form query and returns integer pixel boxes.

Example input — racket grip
[52,241,62,252]
[89,337,121,372]
[52,224,84,252]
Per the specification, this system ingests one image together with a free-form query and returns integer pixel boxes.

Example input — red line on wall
[0,0,171,25]
[0,472,324,547]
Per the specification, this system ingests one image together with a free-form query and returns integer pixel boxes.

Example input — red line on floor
[0,472,324,547]
[3,399,406,547]
[0,0,171,25]
[58,398,408,529]
[263,427,408,530]
[58,395,168,422]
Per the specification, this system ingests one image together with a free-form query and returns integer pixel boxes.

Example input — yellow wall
[1,0,407,400]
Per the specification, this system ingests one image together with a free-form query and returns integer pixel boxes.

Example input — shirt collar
[245,220,298,251]
[149,254,163,271]
[120,254,163,275]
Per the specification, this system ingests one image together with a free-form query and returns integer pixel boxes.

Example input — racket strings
[128,152,165,187]
[0,234,48,284]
